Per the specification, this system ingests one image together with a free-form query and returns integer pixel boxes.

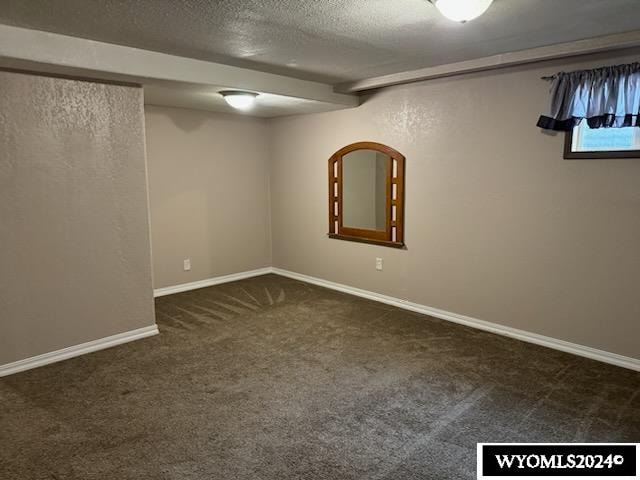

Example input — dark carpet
[1,274,639,479]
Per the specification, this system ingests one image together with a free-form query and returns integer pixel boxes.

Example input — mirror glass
[342,149,387,231]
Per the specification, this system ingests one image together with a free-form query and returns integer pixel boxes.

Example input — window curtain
[537,62,640,131]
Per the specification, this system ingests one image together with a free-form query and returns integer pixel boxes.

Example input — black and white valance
[537,62,640,131]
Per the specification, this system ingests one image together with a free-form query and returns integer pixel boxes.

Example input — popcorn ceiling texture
[0,70,156,364]
[1,0,640,83]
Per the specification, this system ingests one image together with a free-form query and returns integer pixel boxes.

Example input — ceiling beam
[335,30,640,93]
[0,24,358,108]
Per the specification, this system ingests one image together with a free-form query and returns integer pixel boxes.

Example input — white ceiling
[1,0,640,84]
[143,82,350,118]
[0,24,358,118]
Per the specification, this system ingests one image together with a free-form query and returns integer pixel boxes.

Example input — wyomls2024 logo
[477,444,639,479]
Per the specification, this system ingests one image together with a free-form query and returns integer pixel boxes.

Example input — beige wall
[269,51,640,360]
[7,52,635,367]
[0,71,156,365]
[145,105,271,289]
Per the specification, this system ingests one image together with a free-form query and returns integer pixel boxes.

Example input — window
[565,121,640,159]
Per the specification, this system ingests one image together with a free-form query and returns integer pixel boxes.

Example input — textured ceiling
[143,82,348,118]
[1,0,640,84]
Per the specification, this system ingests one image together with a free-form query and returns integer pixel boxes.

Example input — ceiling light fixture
[429,0,494,22]
[219,90,259,110]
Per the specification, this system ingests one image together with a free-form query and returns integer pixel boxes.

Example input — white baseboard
[272,268,640,372]
[0,325,159,377]
[153,267,273,297]
[4,267,636,376]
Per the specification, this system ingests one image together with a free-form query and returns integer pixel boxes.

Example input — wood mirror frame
[328,141,406,249]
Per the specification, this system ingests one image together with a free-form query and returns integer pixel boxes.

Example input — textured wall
[145,106,271,289]
[269,51,640,360]
[0,71,156,365]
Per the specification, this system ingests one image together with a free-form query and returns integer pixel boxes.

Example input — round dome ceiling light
[220,90,259,110]
[429,0,494,22]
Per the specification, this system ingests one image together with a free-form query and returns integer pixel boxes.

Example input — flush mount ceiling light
[219,90,259,110]
[429,0,494,22]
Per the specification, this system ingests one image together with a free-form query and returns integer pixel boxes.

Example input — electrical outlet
[376,257,383,271]
[183,258,191,271]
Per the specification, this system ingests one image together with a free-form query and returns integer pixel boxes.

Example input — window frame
[564,126,640,160]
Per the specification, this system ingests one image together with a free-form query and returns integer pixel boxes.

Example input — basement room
[1,1,639,479]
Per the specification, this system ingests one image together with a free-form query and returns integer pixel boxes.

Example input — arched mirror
[328,142,405,248]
